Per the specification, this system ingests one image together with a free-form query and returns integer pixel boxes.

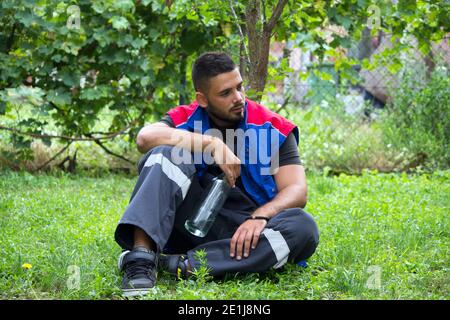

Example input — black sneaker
[158,254,189,279]
[118,247,158,297]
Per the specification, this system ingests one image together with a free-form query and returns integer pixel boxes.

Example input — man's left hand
[230,218,267,260]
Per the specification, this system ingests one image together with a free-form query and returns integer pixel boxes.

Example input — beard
[205,99,244,127]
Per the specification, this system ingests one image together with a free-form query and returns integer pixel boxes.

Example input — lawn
[0,170,448,299]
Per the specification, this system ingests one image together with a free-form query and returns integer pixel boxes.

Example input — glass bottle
[184,174,231,237]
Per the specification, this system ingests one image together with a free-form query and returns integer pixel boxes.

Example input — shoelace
[125,258,156,279]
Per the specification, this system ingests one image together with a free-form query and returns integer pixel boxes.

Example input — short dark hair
[192,52,236,92]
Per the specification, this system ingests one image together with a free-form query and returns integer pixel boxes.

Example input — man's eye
[221,91,230,96]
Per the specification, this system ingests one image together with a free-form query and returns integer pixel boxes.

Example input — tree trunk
[239,35,247,81]
[179,53,187,105]
[245,0,288,102]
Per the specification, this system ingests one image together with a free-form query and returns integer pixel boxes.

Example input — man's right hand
[137,124,241,186]
[210,138,241,187]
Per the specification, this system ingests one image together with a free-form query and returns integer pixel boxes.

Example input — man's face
[197,68,245,126]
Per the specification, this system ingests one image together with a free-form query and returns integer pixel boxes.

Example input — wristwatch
[245,216,270,222]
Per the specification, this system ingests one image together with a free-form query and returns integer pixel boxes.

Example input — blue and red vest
[166,98,299,206]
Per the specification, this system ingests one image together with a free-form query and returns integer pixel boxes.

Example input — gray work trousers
[114,145,319,277]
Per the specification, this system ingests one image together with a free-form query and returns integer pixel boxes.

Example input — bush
[381,65,450,170]
[280,102,404,174]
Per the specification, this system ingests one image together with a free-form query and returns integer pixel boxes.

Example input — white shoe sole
[122,288,151,298]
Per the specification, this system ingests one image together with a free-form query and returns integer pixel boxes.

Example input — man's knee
[273,207,317,231]
[270,208,319,258]
[295,208,319,242]
[292,208,319,260]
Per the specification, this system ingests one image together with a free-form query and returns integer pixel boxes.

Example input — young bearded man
[115,52,319,297]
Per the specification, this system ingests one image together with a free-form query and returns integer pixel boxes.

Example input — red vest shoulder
[246,99,296,137]
[166,101,199,126]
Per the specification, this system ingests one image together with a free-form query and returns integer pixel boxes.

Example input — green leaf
[47,89,72,107]
[314,70,334,82]
[16,10,37,27]
[398,0,417,15]
[303,110,313,122]
[5,86,45,107]
[112,0,135,13]
[59,69,80,87]
[80,88,100,100]
[131,38,147,49]
[140,76,151,88]
[141,0,152,6]
[92,1,107,14]
[118,76,131,89]
[387,58,402,75]
[80,86,112,101]
[110,16,130,30]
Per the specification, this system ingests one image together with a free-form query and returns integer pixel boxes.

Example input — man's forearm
[137,126,216,154]
[137,124,241,187]
[252,184,307,219]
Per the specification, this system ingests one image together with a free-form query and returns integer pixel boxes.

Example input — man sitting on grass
[114,52,319,297]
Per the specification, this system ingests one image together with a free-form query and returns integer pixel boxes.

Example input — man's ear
[195,91,208,108]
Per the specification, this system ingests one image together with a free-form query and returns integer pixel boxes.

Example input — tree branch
[34,142,72,171]
[265,0,288,32]
[0,98,150,141]
[87,134,134,165]
[229,0,251,65]
[0,122,135,141]
[49,101,69,116]
[275,93,291,114]
[261,0,267,24]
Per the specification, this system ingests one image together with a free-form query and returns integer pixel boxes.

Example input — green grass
[0,170,449,299]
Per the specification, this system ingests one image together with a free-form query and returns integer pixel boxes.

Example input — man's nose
[233,89,243,104]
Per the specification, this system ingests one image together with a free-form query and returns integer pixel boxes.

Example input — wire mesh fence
[267,31,450,118]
